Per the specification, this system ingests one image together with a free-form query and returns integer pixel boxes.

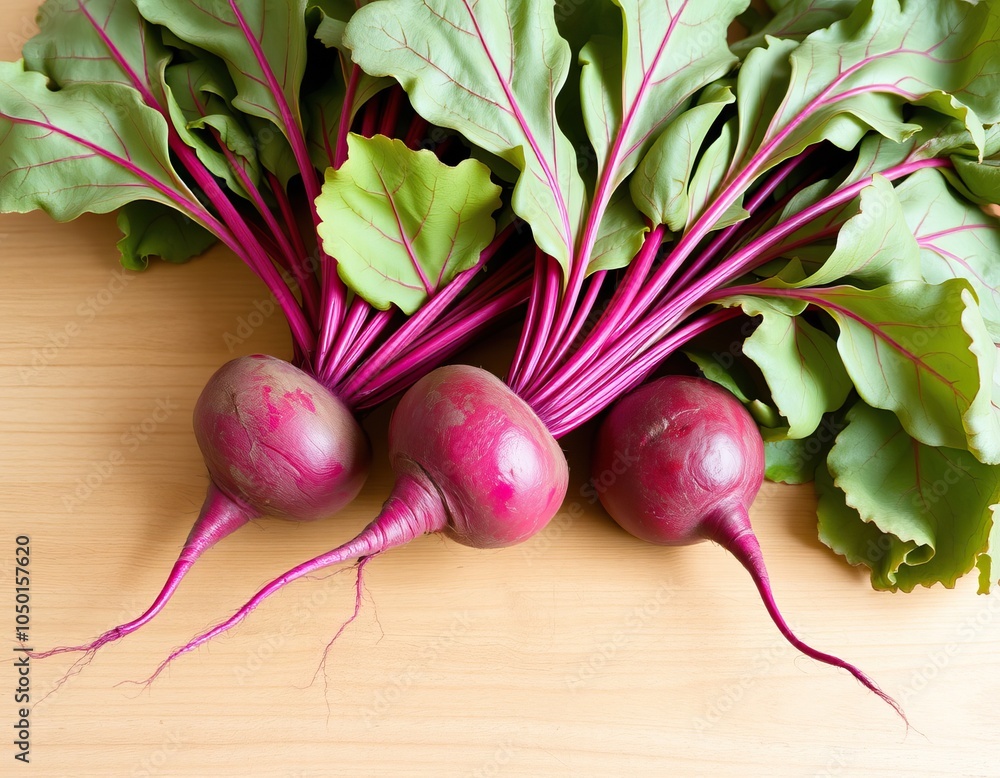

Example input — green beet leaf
[164,59,262,199]
[630,85,735,232]
[23,0,172,108]
[742,305,850,439]
[718,293,850,439]
[896,168,1000,340]
[0,62,201,222]
[735,280,991,452]
[134,0,309,151]
[731,0,1000,200]
[820,401,1000,591]
[580,0,744,195]
[344,0,585,274]
[116,202,216,270]
[316,134,502,314]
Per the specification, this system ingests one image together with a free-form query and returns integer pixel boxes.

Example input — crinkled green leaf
[793,175,922,288]
[976,510,1000,594]
[310,0,357,48]
[816,457,921,590]
[19,0,283,201]
[764,434,825,484]
[316,134,502,314]
[581,0,744,194]
[685,346,784,427]
[718,294,850,438]
[345,0,585,274]
[116,201,216,270]
[687,117,749,230]
[587,189,648,274]
[731,0,857,56]
[630,85,734,231]
[733,0,1000,188]
[822,401,1000,591]
[751,281,989,452]
[844,111,996,188]
[0,62,198,221]
[745,309,850,438]
[23,0,172,106]
[164,60,261,198]
[762,175,919,284]
[964,337,1000,467]
[763,412,844,484]
[685,347,754,403]
[952,152,1000,208]
[896,168,1000,339]
[135,0,309,146]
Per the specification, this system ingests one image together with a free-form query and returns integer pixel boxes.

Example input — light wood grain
[1,3,997,775]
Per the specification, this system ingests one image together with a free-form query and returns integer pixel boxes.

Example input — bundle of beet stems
[5,0,1000,720]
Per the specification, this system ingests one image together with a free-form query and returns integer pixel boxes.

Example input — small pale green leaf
[688,117,749,230]
[764,414,843,484]
[579,34,622,182]
[952,154,1000,207]
[581,0,744,192]
[316,134,502,314]
[685,347,754,403]
[345,0,585,274]
[843,110,997,188]
[630,85,734,230]
[587,189,649,274]
[164,60,261,198]
[135,0,310,144]
[825,402,1000,591]
[684,346,784,427]
[734,0,1000,186]
[311,0,356,48]
[743,308,850,438]
[793,175,922,289]
[116,201,216,270]
[731,0,858,56]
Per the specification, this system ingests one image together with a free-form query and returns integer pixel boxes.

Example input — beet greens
[3,0,534,666]
[141,0,1000,684]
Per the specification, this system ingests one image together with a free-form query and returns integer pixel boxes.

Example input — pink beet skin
[593,375,763,546]
[36,354,371,666]
[141,365,570,678]
[593,375,904,720]
[194,354,370,521]
[389,364,569,548]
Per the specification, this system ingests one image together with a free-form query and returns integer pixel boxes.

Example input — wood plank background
[0,2,996,774]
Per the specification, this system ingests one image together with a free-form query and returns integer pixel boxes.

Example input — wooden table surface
[1,4,998,776]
